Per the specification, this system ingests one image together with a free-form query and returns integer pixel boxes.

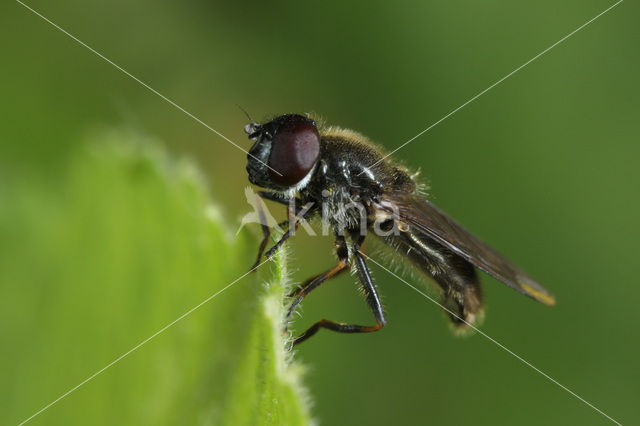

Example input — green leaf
[219,246,312,426]
[0,131,312,426]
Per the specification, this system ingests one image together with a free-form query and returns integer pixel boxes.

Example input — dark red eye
[268,118,320,187]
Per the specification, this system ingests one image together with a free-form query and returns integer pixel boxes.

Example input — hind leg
[437,256,483,328]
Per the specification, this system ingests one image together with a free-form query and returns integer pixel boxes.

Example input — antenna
[236,104,255,123]
[239,105,262,139]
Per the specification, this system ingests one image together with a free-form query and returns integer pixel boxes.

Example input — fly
[244,113,555,346]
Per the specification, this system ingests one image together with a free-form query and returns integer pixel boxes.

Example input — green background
[2,0,638,425]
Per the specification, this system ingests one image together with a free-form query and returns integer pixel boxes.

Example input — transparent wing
[376,192,555,306]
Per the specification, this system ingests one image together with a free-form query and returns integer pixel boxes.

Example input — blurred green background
[1,0,638,425]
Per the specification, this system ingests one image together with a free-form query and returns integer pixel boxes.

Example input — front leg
[249,191,294,272]
[264,220,298,259]
[250,191,313,270]
[250,218,289,272]
[264,201,317,258]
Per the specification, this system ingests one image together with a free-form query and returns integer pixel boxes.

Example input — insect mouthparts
[244,123,262,140]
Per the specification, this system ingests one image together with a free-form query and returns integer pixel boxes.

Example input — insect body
[245,113,555,345]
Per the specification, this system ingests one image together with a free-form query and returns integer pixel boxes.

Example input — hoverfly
[245,113,555,346]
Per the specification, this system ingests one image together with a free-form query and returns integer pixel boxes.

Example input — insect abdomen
[383,229,483,327]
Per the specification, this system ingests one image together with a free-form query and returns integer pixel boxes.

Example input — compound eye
[269,118,320,186]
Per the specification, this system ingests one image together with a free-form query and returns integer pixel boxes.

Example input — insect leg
[285,236,349,324]
[438,261,483,328]
[292,241,387,346]
[353,249,387,327]
[264,219,298,259]
[387,231,483,327]
[263,199,317,259]
[250,222,270,272]
[250,191,305,271]
[250,218,289,272]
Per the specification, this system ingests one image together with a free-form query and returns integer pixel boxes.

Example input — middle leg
[285,236,349,325]
[292,237,387,346]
